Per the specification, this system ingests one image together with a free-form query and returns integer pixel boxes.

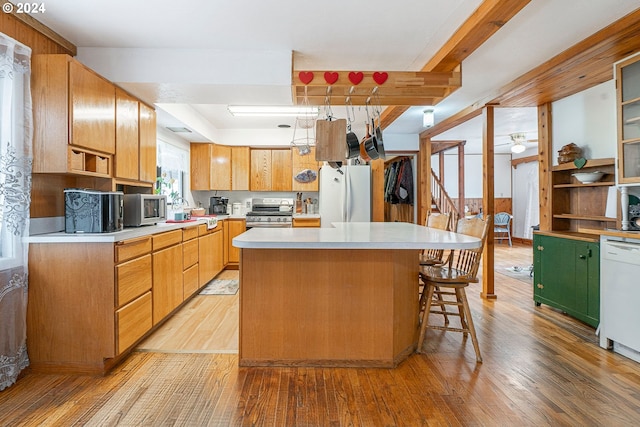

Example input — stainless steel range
[245,198,293,228]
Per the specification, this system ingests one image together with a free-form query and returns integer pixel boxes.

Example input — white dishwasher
[599,236,640,362]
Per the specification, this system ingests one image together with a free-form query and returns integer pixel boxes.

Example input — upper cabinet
[190,143,231,190]
[292,146,320,192]
[139,103,157,184]
[231,146,250,191]
[115,88,139,181]
[250,149,292,191]
[32,54,115,177]
[32,54,156,184]
[616,52,640,185]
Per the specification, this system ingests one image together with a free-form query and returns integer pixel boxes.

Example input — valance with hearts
[292,69,461,106]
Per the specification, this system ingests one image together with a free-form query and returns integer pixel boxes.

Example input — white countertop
[233,222,481,250]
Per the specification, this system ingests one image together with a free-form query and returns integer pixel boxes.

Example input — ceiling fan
[495,132,538,153]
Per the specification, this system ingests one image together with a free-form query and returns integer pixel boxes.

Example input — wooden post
[481,106,497,299]
[439,152,445,186]
[458,142,465,221]
[538,103,552,231]
[420,136,432,224]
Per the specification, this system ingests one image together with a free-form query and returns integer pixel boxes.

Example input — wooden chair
[494,212,512,246]
[417,215,491,363]
[420,211,452,266]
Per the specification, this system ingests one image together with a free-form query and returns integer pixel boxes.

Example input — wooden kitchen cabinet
[182,226,200,297]
[114,88,140,181]
[293,217,321,227]
[616,52,640,184]
[226,219,246,266]
[292,146,320,191]
[190,143,231,190]
[198,223,224,286]
[32,54,116,177]
[250,148,292,191]
[152,230,184,325]
[138,102,157,184]
[232,146,251,190]
[550,158,616,232]
[533,232,600,327]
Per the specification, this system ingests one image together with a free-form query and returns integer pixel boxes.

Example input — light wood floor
[3,243,640,426]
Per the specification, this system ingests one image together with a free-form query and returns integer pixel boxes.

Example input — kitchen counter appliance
[123,193,167,226]
[209,196,229,214]
[599,235,640,363]
[64,188,124,233]
[245,198,293,228]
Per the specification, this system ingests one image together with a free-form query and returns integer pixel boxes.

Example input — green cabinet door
[533,234,599,327]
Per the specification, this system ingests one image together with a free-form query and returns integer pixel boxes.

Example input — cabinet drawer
[183,264,199,297]
[183,239,199,269]
[116,291,152,354]
[153,230,183,251]
[183,226,199,241]
[293,217,321,227]
[115,236,152,263]
[198,222,222,235]
[116,254,152,307]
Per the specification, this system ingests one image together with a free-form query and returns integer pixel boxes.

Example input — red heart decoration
[298,71,314,85]
[348,71,363,85]
[373,72,388,85]
[324,71,339,85]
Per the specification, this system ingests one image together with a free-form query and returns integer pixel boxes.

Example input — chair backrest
[494,212,511,227]
[451,215,492,281]
[422,212,452,261]
[425,211,451,231]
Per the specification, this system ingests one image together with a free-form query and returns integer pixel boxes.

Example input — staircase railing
[430,169,460,229]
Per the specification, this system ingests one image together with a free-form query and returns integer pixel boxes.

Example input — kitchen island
[233,222,481,368]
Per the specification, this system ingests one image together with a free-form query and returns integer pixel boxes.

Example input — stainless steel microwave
[123,194,167,226]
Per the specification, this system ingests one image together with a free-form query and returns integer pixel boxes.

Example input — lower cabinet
[533,232,600,327]
[293,217,321,228]
[199,223,224,286]
[227,219,246,266]
[27,225,204,374]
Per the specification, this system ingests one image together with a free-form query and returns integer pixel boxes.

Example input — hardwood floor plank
[4,245,640,426]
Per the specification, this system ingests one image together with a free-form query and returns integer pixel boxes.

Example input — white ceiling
[32,0,640,153]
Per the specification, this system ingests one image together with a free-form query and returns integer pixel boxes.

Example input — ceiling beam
[380,0,531,128]
[420,7,640,141]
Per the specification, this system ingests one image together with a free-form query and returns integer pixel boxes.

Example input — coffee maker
[209,196,229,215]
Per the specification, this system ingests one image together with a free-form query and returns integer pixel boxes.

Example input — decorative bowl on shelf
[572,171,605,184]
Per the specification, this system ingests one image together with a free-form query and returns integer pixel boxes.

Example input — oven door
[245,221,292,230]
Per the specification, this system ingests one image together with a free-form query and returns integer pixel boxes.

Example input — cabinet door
[272,149,292,191]
[292,147,320,191]
[228,220,246,263]
[199,232,217,286]
[250,149,272,191]
[116,254,152,307]
[212,229,224,277]
[575,242,600,325]
[191,143,213,190]
[116,291,152,354]
[139,103,157,183]
[534,235,578,310]
[210,144,231,190]
[617,55,640,184]
[69,60,116,154]
[115,88,140,180]
[152,244,183,325]
[232,146,251,190]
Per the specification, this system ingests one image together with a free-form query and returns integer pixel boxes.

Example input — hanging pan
[345,96,360,159]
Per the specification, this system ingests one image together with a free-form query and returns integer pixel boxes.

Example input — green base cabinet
[533,233,599,327]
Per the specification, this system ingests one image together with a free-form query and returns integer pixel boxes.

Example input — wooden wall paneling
[538,103,552,231]
[231,146,250,191]
[30,175,75,218]
[2,8,76,55]
[481,106,496,299]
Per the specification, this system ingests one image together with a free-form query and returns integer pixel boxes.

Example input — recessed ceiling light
[166,126,192,133]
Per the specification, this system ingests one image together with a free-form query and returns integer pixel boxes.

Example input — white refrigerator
[319,164,371,227]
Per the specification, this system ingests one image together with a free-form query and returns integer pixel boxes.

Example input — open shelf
[553,214,616,222]
[553,181,614,189]
[551,158,615,171]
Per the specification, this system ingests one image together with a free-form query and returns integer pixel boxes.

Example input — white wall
[551,80,617,162]
[433,153,511,199]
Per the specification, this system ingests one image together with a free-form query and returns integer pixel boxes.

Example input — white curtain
[0,33,32,391]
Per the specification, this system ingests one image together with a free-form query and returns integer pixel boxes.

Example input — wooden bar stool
[419,211,453,321]
[417,215,491,363]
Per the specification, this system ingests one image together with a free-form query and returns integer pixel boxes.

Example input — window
[155,140,188,205]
